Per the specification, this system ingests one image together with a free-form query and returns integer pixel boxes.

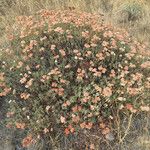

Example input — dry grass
[0,0,150,150]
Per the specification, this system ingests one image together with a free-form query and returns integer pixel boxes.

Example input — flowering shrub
[1,10,150,147]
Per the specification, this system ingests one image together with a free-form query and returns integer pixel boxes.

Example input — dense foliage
[0,10,150,148]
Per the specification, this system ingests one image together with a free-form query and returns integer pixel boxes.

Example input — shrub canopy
[0,10,150,147]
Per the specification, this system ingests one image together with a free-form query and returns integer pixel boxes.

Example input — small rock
[105,132,115,141]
